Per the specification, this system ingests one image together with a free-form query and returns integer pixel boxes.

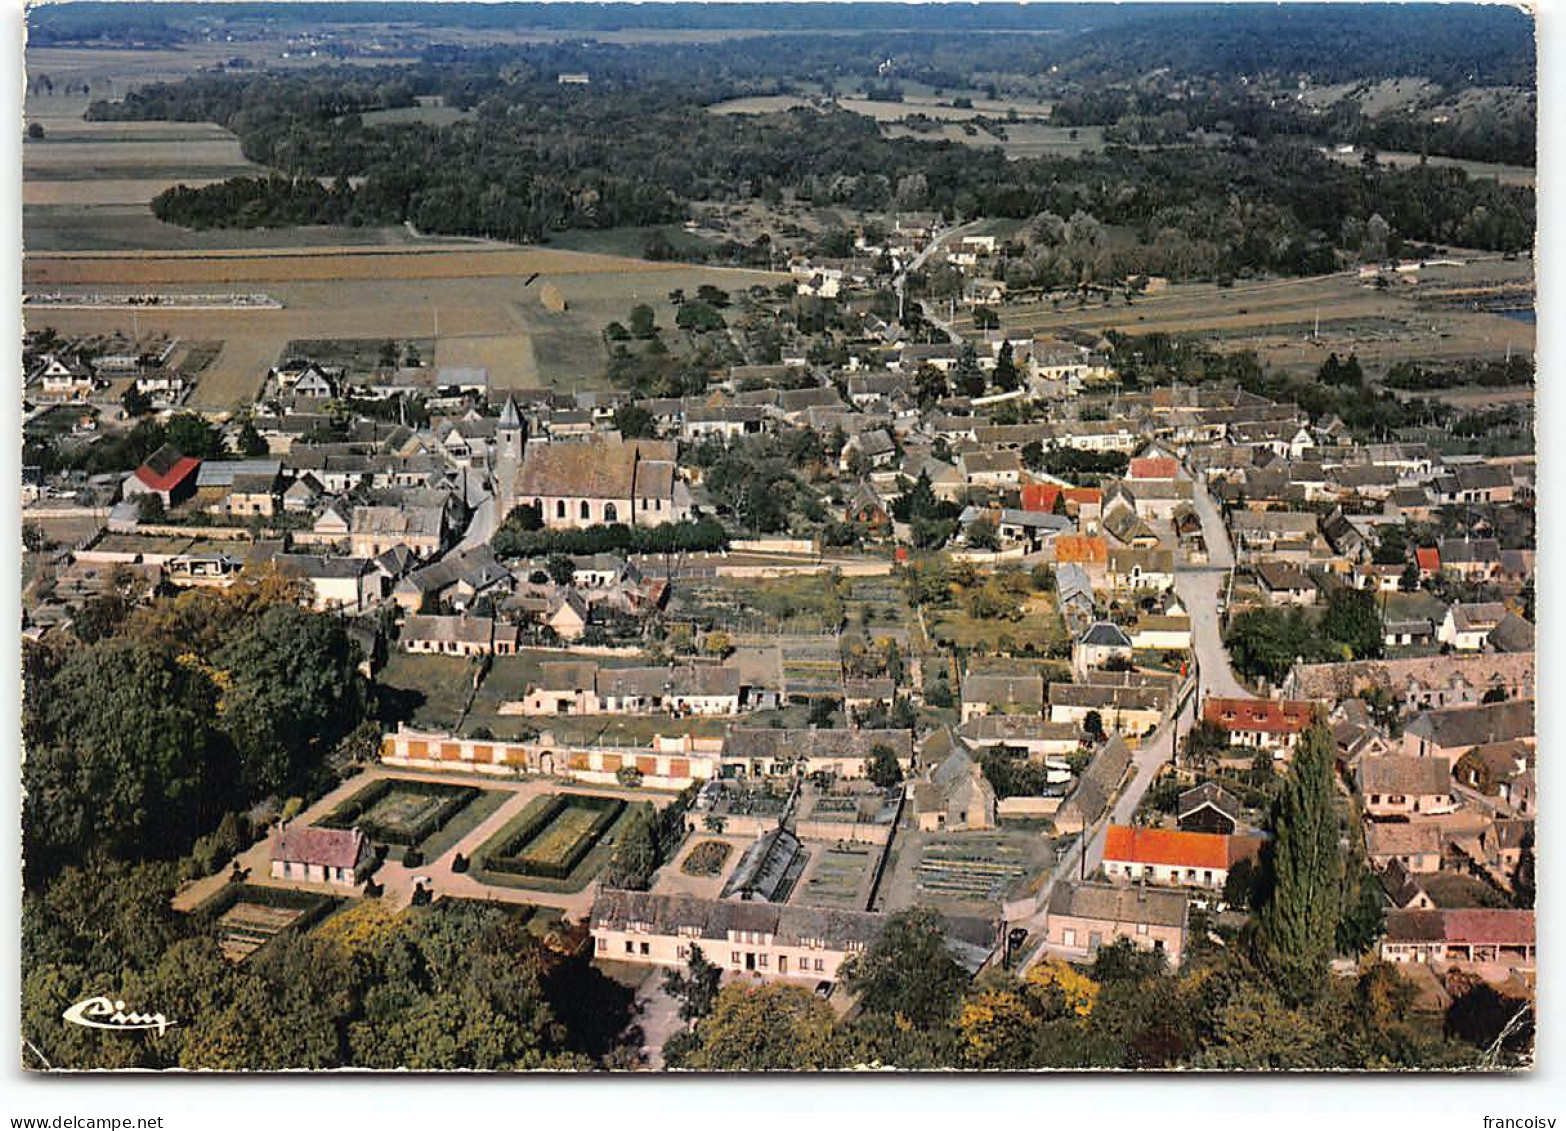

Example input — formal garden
[316,777,498,858]
[473,792,650,892]
[197,883,344,964]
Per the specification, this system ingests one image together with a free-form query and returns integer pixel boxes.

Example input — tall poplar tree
[1253,721,1342,1002]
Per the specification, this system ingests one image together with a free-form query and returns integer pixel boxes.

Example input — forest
[96,41,1534,269]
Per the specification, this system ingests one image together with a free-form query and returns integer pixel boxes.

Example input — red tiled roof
[134,452,200,493]
[272,825,366,870]
[1203,697,1315,734]
[1129,457,1179,480]
[1055,534,1108,565]
[1104,825,1231,870]
[1062,487,1103,507]
[1020,483,1062,513]
[1415,547,1441,573]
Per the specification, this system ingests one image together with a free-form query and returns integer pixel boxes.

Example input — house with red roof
[1415,546,1442,579]
[1020,483,1063,514]
[1128,457,1180,482]
[122,444,200,509]
[270,824,372,889]
[1202,697,1316,755]
[1053,534,1109,585]
[1380,908,1535,971]
[1062,487,1103,534]
[1102,825,1263,890]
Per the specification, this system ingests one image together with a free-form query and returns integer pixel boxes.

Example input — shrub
[680,840,732,877]
[451,852,468,873]
[401,847,423,868]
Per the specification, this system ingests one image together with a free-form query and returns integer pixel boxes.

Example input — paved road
[1014,689,1197,972]
[1009,466,1246,967]
[1174,465,1254,703]
[896,220,985,345]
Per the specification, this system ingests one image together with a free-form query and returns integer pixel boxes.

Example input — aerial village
[22,207,1536,1061]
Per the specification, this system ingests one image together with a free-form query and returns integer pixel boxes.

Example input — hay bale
[540,282,567,313]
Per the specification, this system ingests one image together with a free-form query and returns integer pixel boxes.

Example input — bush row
[481,795,626,881]
[318,779,481,846]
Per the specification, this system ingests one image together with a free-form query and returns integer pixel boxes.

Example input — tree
[667,983,841,1071]
[842,907,968,1029]
[236,421,269,457]
[121,384,152,417]
[1252,721,1342,1002]
[135,493,166,524]
[23,638,229,879]
[966,516,1000,551]
[1320,588,1384,660]
[1181,719,1229,772]
[164,413,225,458]
[628,304,658,338]
[216,603,368,797]
[864,743,904,789]
[613,403,657,439]
[71,593,129,643]
[1512,828,1535,908]
[992,340,1020,391]
[602,809,658,890]
[661,943,722,1022]
[545,554,576,587]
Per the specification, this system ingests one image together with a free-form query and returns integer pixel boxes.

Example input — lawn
[317,777,493,852]
[412,787,512,862]
[375,651,480,732]
[471,794,653,894]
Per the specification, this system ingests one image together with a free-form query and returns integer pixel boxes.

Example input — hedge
[492,516,728,559]
[480,795,626,881]
[318,779,482,846]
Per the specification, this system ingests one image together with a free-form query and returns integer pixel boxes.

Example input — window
[640,942,650,956]
[757,954,768,968]
[605,503,618,522]
[1136,923,1148,936]
[1063,929,1076,948]
[677,945,689,960]
[557,500,567,519]
[814,958,824,972]
[580,501,591,520]
[597,937,607,953]
[732,951,741,966]
[625,941,634,954]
